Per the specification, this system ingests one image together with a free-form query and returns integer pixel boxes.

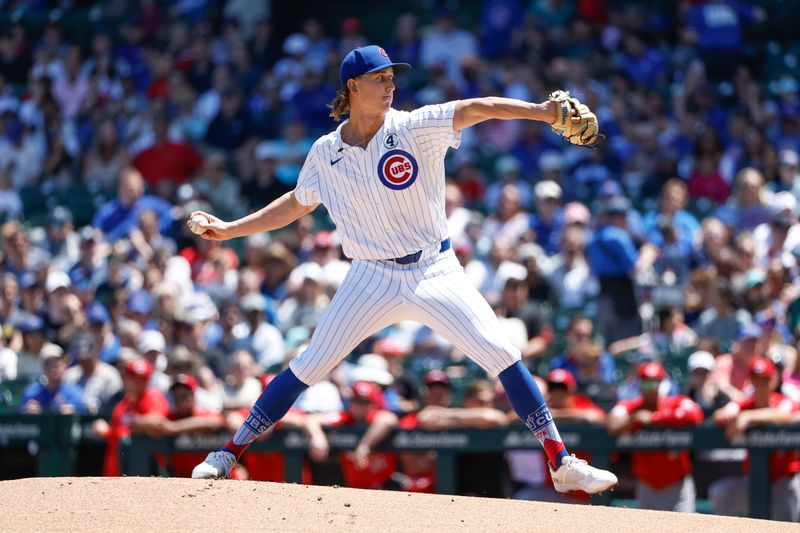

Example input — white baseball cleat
[191,450,237,479]
[549,455,618,494]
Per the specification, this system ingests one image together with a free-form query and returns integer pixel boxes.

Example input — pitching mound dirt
[0,477,794,532]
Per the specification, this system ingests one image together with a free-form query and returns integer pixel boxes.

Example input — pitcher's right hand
[187,211,232,241]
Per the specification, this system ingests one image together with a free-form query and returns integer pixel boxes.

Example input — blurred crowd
[1,0,800,520]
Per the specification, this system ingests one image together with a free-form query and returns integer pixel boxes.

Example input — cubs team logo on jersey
[377,149,418,190]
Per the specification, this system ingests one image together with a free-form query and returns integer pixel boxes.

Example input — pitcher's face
[350,68,395,114]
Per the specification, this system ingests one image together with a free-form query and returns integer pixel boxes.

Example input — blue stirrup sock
[499,361,569,468]
[223,368,309,460]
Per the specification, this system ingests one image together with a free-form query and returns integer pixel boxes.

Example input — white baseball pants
[289,247,521,385]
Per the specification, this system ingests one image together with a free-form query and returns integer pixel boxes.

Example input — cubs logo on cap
[339,45,411,86]
[378,149,418,190]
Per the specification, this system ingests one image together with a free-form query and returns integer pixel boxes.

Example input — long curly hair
[328,85,351,121]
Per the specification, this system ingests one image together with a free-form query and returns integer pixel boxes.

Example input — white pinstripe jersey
[294,102,461,261]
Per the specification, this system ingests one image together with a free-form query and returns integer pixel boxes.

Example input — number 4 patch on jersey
[383,133,398,149]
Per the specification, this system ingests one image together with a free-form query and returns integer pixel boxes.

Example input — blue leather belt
[392,239,451,264]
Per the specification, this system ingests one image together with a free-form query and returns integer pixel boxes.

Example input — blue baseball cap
[86,302,110,325]
[128,290,153,315]
[17,314,45,333]
[339,45,411,86]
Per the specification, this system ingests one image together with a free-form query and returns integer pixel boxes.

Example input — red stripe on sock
[223,440,247,460]
[543,438,567,466]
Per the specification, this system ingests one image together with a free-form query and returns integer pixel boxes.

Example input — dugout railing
[0,414,81,476]
[1,415,798,519]
[124,423,800,519]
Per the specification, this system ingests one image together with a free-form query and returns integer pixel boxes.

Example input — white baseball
[189,214,209,235]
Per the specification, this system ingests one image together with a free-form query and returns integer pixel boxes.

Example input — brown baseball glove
[548,90,600,147]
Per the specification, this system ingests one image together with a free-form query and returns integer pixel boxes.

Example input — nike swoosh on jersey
[330,157,343,165]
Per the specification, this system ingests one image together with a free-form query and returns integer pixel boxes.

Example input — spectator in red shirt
[316,381,398,489]
[608,362,704,512]
[687,151,731,203]
[133,113,202,198]
[90,358,170,476]
[710,356,800,521]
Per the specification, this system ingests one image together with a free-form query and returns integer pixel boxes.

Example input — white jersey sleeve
[293,146,322,207]
[404,101,461,158]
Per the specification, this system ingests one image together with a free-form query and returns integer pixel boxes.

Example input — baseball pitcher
[190,45,615,494]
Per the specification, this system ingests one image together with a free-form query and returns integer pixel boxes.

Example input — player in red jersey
[608,362,704,512]
[91,359,169,476]
[710,356,799,521]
